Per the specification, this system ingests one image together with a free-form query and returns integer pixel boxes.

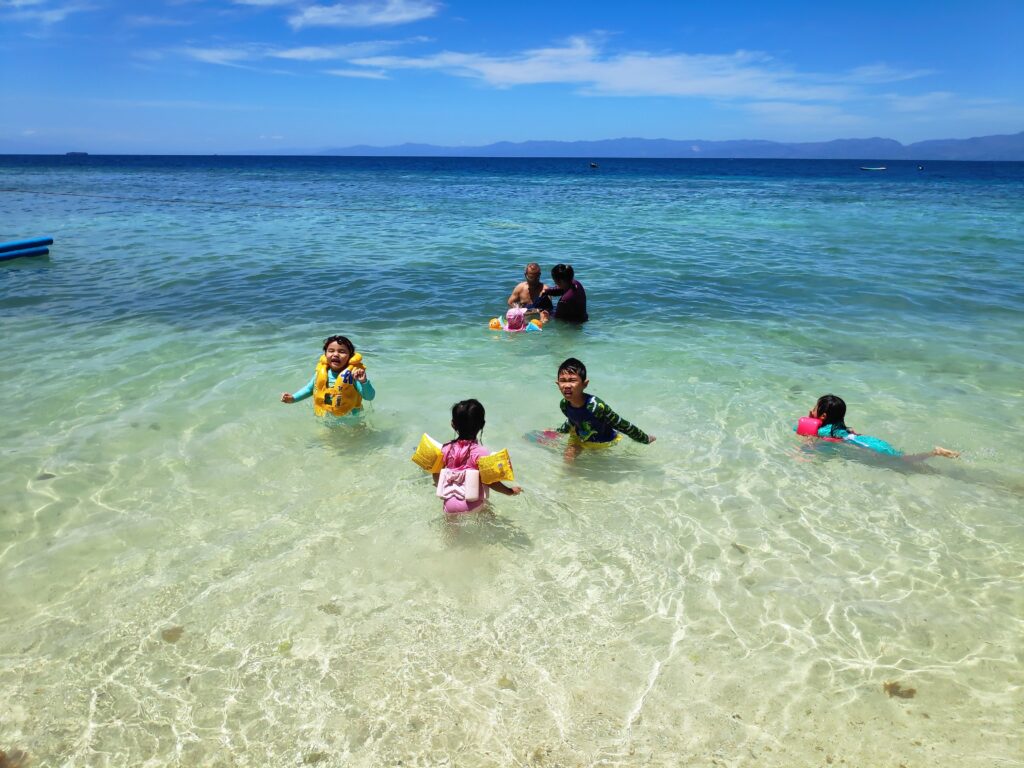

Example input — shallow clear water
[1,156,1023,767]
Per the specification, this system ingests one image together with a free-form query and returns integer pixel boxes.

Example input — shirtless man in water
[507,262,554,316]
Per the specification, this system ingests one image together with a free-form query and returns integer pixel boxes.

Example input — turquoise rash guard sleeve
[290,370,376,404]
[356,379,375,401]
[291,371,317,402]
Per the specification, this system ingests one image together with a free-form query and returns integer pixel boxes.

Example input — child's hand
[281,393,295,403]
[510,485,522,495]
[647,435,657,444]
[353,368,367,383]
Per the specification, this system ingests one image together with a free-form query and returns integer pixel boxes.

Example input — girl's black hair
[322,335,355,355]
[815,394,851,437]
[449,398,486,442]
[551,263,574,282]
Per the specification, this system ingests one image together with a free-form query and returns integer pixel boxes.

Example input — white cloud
[883,91,954,113]
[133,49,166,62]
[325,68,389,79]
[289,0,439,29]
[3,1,93,24]
[170,31,984,129]
[953,103,1024,123]
[354,37,851,101]
[845,64,935,84]
[272,40,415,60]
[178,38,414,68]
[879,92,1024,126]
[742,101,863,126]
[124,14,190,27]
[180,45,258,66]
[88,98,258,111]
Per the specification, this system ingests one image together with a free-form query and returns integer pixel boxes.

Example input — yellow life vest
[312,352,365,417]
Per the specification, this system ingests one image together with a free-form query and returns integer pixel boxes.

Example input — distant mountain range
[318,130,1024,161]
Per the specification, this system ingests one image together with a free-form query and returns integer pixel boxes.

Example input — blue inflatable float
[0,236,53,262]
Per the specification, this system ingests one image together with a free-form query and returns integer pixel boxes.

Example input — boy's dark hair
[551,263,574,282]
[450,398,486,441]
[322,335,355,355]
[557,357,587,381]
[815,394,849,437]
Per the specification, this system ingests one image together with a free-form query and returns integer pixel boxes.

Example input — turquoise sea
[1,156,1022,767]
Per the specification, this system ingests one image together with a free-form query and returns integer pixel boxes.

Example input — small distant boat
[917,165,924,171]
[860,166,887,171]
[65,151,88,157]
[589,162,599,169]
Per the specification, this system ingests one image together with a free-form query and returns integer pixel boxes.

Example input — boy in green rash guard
[554,357,656,462]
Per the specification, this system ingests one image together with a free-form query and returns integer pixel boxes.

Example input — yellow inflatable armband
[478,448,514,484]
[488,317,502,330]
[411,434,444,473]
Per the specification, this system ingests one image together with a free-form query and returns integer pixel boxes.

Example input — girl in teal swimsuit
[803,394,959,461]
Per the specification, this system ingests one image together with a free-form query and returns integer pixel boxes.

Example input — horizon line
[3,154,1023,164]
[4,128,1023,160]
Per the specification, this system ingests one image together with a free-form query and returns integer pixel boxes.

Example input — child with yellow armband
[412,399,521,514]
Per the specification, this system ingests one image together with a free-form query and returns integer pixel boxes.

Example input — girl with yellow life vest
[281,335,375,417]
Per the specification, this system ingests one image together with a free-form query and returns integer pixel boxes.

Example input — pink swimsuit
[439,440,490,514]
[505,308,527,331]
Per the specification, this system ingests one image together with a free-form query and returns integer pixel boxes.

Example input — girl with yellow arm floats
[281,335,375,417]
[412,399,520,514]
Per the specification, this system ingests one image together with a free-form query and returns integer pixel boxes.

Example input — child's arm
[488,481,522,495]
[554,400,572,433]
[357,379,376,401]
[589,397,655,444]
[355,378,376,401]
[281,371,316,403]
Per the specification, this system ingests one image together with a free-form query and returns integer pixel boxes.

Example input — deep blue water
[4,153,1024,179]
[2,156,1022,331]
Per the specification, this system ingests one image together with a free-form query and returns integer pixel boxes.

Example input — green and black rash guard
[557,395,649,444]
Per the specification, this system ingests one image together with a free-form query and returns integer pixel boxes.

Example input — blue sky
[1,0,1022,153]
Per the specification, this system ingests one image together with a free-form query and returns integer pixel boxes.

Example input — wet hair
[815,394,850,437]
[551,263,574,283]
[450,398,486,442]
[322,335,354,355]
[557,357,587,381]
[525,262,541,273]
